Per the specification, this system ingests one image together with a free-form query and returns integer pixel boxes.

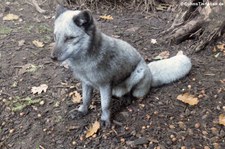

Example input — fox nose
[50,55,58,61]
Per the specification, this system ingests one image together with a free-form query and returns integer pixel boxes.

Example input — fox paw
[68,109,87,120]
[100,120,111,128]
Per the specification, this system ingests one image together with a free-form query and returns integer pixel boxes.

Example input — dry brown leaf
[216,44,225,52]
[85,121,100,138]
[31,84,48,94]
[32,40,44,48]
[3,13,19,21]
[219,114,225,126]
[99,15,113,20]
[154,51,170,60]
[177,93,199,106]
[69,91,82,104]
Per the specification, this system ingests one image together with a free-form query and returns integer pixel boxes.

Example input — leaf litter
[177,93,199,106]
[219,114,225,126]
[85,121,100,138]
[31,84,48,94]
[19,63,38,75]
[99,15,113,20]
[153,50,170,60]
[3,13,19,21]
[32,40,45,48]
[69,91,82,104]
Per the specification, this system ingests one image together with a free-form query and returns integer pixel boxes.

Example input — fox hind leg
[132,69,151,98]
[112,60,151,98]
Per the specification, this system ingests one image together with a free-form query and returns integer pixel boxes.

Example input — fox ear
[73,10,93,29]
[55,5,67,19]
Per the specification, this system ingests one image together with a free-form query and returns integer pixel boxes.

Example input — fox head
[51,5,95,61]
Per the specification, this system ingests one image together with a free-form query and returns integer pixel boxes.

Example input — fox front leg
[78,83,93,115]
[99,84,112,127]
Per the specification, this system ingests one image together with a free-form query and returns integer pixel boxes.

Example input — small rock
[213,143,220,149]
[39,100,45,105]
[211,127,218,135]
[142,126,146,129]
[9,129,14,134]
[204,146,210,149]
[154,111,159,115]
[2,121,6,126]
[181,146,187,149]
[120,138,125,143]
[19,112,25,116]
[170,134,175,139]
[72,141,76,145]
[172,137,177,142]
[202,131,208,135]
[195,123,201,128]
[169,125,175,129]
[178,121,186,129]
[188,85,191,89]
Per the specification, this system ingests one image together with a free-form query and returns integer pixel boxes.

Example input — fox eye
[64,36,76,42]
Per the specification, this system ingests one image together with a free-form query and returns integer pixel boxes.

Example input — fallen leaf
[31,84,48,94]
[177,93,199,106]
[19,63,38,75]
[220,79,225,84]
[126,27,140,33]
[18,40,25,47]
[154,51,170,60]
[85,121,100,138]
[48,42,55,50]
[69,91,82,104]
[219,114,225,126]
[3,13,19,21]
[99,15,113,20]
[216,44,225,52]
[32,40,44,48]
[151,39,157,44]
[155,4,169,11]
[212,43,225,56]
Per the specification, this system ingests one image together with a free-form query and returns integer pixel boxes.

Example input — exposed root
[25,0,47,14]
[64,0,173,12]
[164,0,225,52]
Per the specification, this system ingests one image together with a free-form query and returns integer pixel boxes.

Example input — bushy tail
[148,53,192,87]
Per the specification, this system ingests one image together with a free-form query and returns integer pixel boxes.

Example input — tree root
[164,0,225,52]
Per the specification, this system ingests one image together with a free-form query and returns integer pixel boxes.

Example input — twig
[32,0,46,14]
[0,91,14,99]
[26,0,47,14]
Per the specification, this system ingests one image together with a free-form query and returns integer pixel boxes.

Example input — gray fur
[52,8,192,126]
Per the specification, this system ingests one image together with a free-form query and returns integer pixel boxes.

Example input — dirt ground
[0,0,225,149]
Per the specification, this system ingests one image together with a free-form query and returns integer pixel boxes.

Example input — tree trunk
[163,0,225,52]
